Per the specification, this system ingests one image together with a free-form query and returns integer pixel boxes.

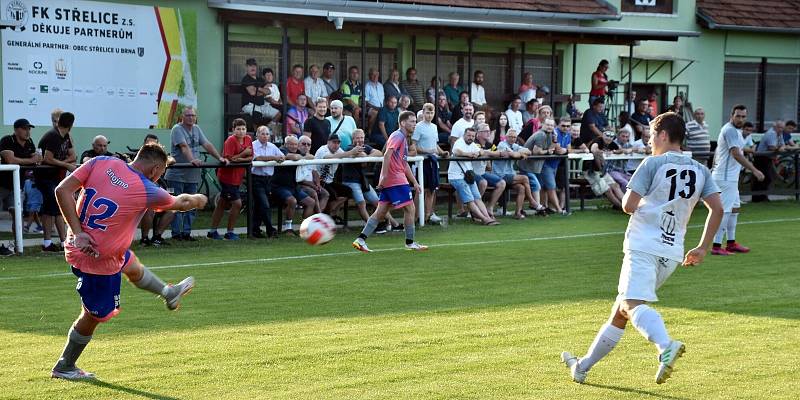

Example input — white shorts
[617,250,679,302]
[715,180,740,212]
[583,171,616,196]
[242,103,280,119]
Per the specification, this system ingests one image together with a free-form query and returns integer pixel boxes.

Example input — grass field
[1,202,799,399]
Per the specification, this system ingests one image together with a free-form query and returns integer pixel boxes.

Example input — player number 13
[78,188,119,231]
[666,168,696,201]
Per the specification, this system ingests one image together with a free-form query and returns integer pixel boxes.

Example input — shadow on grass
[584,383,691,400]
[79,379,180,400]
[2,202,798,337]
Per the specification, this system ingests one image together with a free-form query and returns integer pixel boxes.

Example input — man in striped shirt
[684,108,710,163]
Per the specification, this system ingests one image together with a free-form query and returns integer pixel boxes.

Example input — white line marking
[1,217,797,282]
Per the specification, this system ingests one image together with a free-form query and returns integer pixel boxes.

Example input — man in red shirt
[286,64,305,107]
[207,119,253,240]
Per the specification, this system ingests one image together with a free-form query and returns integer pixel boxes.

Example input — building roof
[696,0,800,33]
[210,1,699,42]
[362,0,617,16]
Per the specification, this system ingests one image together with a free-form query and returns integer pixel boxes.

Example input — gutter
[210,1,698,39]
[326,10,699,38]
[696,11,800,35]
[209,0,622,21]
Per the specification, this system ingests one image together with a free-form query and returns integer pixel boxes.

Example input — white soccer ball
[299,213,336,245]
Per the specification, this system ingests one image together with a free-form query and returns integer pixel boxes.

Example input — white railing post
[4,165,24,254]
[415,157,425,227]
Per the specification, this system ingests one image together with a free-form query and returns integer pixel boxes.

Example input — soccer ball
[299,213,336,245]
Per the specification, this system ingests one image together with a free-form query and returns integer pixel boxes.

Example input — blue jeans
[167,180,198,236]
[251,175,275,234]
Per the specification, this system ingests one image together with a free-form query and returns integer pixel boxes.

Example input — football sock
[360,217,379,239]
[726,213,738,242]
[43,239,52,247]
[630,305,671,353]
[578,323,625,372]
[53,326,92,371]
[131,266,170,298]
[713,212,730,245]
[405,224,415,243]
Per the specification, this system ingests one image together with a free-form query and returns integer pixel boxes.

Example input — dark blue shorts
[422,158,440,190]
[273,186,308,202]
[220,183,241,201]
[71,250,132,322]
[378,184,413,209]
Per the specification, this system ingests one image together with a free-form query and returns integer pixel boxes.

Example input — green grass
[1,202,799,399]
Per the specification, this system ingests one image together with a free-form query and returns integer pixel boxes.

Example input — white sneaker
[352,237,372,253]
[429,213,443,224]
[51,367,95,380]
[561,351,587,384]
[655,340,686,384]
[404,242,429,251]
[165,277,195,310]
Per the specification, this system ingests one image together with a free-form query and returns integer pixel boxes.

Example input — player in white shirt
[561,112,724,385]
[709,105,764,255]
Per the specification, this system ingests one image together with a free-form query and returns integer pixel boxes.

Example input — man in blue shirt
[579,97,608,144]
[371,96,399,149]
[551,116,573,210]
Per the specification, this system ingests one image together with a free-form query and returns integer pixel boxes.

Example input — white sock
[727,213,738,242]
[630,305,672,353]
[43,239,52,247]
[578,323,625,372]
[713,212,730,244]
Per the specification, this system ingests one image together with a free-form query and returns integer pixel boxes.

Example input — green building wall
[2,0,798,152]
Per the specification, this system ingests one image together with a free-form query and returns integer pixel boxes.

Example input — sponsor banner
[1,0,197,129]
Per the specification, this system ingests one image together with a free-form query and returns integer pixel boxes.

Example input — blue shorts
[343,181,379,204]
[71,249,133,322]
[522,172,542,192]
[482,173,503,187]
[273,186,308,202]
[378,184,413,209]
[220,183,241,201]
[535,165,557,190]
[451,179,482,204]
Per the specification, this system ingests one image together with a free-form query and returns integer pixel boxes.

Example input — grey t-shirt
[518,130,551,174]
[756,129,784,152]
[164,123,209,183]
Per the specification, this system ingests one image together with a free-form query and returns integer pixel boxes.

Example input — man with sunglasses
[164,107,227,241]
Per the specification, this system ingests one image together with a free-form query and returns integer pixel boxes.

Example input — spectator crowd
[1,58,798,255]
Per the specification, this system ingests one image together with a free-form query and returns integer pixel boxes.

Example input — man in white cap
[326,99,357,151]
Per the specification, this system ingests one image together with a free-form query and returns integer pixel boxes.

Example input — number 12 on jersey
[78,188,120,231]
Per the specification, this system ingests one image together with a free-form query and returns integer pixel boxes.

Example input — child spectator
[207,119,253,240]
[23,171,43,233]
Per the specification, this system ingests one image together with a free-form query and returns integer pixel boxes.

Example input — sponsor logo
[28,59,47,76]
[137,47,144,57]
[55,58,68,80]
[660,209,677,246]
[5,0,27,31]
[27,84,36,93]
[39,84,48,93]
[51,85,60,94]
[28,97,37,106]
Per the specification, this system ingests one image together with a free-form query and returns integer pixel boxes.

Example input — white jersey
[711,122,745,182]
[624,152,720,262]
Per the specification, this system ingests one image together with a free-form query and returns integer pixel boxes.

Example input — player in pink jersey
[50,144,208,380]
[352,110,427,252]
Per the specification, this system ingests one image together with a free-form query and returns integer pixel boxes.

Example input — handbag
[456,161,476,184]
[324,80,342,101]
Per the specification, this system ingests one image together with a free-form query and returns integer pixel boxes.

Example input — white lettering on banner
[1,0,197,129]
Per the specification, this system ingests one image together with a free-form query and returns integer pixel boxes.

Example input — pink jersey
[382,130,409,188]
[65,157,175,275]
